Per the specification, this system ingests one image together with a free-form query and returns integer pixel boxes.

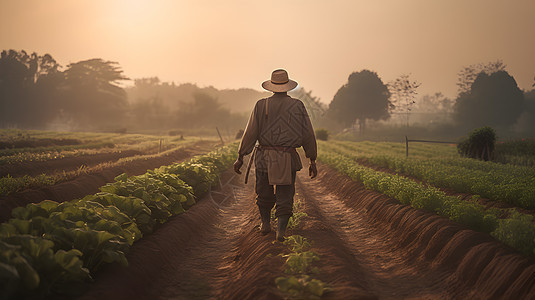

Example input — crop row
[0,142,202,197]
[318,150,535,257]
[276,195,327,299]
[0,138,197,166]
[0,144,236,299]
[324,141,535,210]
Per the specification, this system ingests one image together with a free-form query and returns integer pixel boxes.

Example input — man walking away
[234,69,317,242]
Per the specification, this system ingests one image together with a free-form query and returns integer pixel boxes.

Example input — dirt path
[81,169,286,300]
[79,165,535,299]
[295,171,453,299]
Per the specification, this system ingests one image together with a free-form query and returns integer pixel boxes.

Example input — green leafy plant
[275,275,327,300]
[318,143,535,256]
[491,210,535,255]
[0,235,90,299]
[0,143,238,298]
[283,235,311,253]
[283,251,320,275]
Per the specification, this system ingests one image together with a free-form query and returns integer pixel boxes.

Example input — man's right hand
[233,157,244,174]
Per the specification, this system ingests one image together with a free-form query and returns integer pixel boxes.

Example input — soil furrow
[295,170,453,299]
[312,163,535,299]
[78,164,535,299]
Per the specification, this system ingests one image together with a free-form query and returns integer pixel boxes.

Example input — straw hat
[262,69,298,92]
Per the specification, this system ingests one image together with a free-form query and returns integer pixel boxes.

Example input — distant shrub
[315,129,329,141]
[457,126,496,161]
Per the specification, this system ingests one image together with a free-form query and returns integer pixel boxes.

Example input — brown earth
[0,141,217,222]
[79,164,535,300]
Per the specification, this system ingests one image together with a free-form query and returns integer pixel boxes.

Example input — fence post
[405,135,409,157]
[216,127,225,145]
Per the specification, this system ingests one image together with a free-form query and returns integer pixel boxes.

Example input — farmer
[233,69,317,242]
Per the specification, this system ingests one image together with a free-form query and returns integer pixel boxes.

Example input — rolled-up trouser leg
[274,171,297,218]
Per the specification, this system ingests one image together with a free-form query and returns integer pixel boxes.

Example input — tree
[514,89,535,134]
[0,50,61,128]
[453,70,524,129]
[61,59,129,129]
[328,70,391,131]
[388,74,421,127]
[456,60,506,95]
[409,92,453,125]
[415,92,453,113]
[290,87,326,121]
[175,92,235,129]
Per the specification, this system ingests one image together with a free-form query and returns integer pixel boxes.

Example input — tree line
[0,50,128,130]
[325,61,535,137]
[1,49,534,138]
[0,49,259,133]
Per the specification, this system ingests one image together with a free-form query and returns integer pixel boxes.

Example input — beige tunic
[238,93,317,184]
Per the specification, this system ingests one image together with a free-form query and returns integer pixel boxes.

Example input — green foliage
[0,236,90,299]
[288,197,308,230]
[491,211,535,256]
[100,172,194,226]
[494,139,535,167]
[324,140,535,210]
[457,126,496,161]
[277,235,327,299]
[283,235,312,253]
[0,174,56,196]
[283,251,320,275]
[318,142,535,256]
[315,129,329,141]
[0,143,237,298]
[158,163,215,197]
[439,197,499,233]
[288,212,308,230]
[276,275,327,300]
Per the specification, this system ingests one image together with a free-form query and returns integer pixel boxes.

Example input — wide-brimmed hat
[262,69,298,92]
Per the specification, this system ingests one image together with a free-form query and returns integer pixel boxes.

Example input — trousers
[255,169,296,217]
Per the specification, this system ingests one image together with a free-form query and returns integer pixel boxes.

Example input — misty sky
[1,0,534,104]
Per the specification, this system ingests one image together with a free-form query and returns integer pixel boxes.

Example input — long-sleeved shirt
[238,93,317,182]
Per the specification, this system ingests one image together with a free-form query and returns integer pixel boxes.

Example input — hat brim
[262,79,298,92]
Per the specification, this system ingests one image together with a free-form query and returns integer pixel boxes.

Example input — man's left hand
[233,157,243,174]
[309,161,317,179]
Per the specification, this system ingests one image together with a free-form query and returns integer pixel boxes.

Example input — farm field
[0,130,220,222]
[2,137,535,299]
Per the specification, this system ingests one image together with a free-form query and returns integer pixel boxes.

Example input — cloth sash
[259,145,295,185]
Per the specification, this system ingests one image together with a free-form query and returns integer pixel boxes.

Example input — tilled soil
[79,164,535,300]
[0,150,143,178]
[0,141,217,222]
